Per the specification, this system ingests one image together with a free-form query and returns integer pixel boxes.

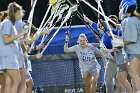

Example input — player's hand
[36,53,43,59]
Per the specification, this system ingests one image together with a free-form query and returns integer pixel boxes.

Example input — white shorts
[0,55,19,70]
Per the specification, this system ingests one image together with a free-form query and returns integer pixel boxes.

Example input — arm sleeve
[93,46,102,55]
[69,45,77,52]
[19,21,26,32]
[91,22,98,31]
[1,21,12,35]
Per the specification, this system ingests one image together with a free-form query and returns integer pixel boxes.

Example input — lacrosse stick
[41,5,77,54]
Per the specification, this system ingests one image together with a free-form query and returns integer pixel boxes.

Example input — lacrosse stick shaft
[39,4,69,45]
[37,5,52,34]
[41,7,74,53]
[27,0,37,22]
[67,0,101,40]
[27,0,38,38]
[40,25,55,44]
[42,11,55,30]
[81,0,117,25]
[97,1,100,24]
[29,5,52,52]
[40,4,68,44]
[98,1,115,40]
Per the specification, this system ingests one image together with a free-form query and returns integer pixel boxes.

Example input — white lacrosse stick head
[59,4,69,14]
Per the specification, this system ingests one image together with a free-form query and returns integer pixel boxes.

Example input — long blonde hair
[7,2,22,24]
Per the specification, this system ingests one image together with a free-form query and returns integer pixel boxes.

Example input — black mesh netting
[31,58,105,93]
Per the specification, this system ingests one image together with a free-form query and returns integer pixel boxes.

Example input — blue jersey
[101,32,112,49]
[101,29,122,49]
[112,29,122,36]
[91,22,98,32]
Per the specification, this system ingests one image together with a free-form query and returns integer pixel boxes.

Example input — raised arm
[83,15,93,25]
[24,33,40,45]
[64,35,74,53]
[25,27,51,45]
